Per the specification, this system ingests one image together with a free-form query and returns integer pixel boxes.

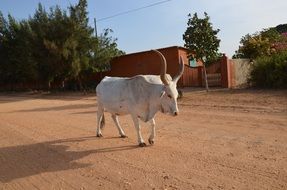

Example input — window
[189,58,197,67]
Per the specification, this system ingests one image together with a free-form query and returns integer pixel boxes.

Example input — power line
[96,0,172,22]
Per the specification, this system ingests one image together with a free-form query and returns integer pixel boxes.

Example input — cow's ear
[160,91,165,98]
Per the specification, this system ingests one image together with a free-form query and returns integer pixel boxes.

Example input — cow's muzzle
[173,111,178,116]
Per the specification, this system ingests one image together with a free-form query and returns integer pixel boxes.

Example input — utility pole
[94,18,98,37]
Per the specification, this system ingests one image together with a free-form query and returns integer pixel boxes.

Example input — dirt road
[0,89,286,190]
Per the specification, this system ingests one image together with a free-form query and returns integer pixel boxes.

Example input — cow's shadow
[0,136,138,182]
[12,103,96,113]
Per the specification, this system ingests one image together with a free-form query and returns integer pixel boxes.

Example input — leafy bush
[250,51,287,88]
[233,25,287,59]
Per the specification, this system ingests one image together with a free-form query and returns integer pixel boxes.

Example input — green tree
[28,4,54,88]
[28,1,92,89]
[69,0,93,88]
[233,27,287,59]
[183,12,221,91]
[0,0,124,91]
[89,29,124,72]
[250,50,287,88]
[0,12,9,84]
[0,13,37,88]
[275,24,287,34]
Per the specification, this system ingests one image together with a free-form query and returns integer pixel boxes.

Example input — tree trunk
[47,81,51,91]
[77,76,87,94]
[203,63,209,92]
[77,76,83,91]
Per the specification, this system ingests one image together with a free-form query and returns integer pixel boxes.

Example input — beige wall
[231,59,251,88]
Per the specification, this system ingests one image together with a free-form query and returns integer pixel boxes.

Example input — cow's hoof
[96,134,103,137]
[139,142,146,147]
[148,139,154,145]
[120,135,127,138]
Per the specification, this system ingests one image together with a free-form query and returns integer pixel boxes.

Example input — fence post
[220,54,230,88]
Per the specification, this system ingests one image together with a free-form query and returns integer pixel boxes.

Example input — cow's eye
[167,94,172,99]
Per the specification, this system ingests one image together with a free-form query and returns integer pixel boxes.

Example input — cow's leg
[131,115,146,147]
[148,118,156,145]
[111,114,127,138]
[96,104,104,137]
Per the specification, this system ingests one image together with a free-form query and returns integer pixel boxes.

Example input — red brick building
[96,46,203,87]
[95,46,234,88]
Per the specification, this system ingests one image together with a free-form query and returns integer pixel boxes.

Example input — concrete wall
[230,59,251,88]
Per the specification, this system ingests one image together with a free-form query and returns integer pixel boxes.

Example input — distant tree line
[0,0,124,91]
[233,25,287,60]
[233,24,287,88]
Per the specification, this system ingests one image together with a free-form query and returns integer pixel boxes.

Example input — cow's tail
[100,114,105,129]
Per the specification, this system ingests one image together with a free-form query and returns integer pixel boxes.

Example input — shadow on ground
[0,136,138,182]
[13,103,96,113]
[0,92,96,104]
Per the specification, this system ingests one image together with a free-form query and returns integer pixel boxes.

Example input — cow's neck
[145,87,163,121]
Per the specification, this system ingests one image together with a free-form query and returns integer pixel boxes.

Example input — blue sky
[0,0,286,57]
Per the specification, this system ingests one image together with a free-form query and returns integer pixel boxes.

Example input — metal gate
[203,73,221,87]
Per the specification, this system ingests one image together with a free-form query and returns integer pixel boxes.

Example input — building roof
[115,46,188,59]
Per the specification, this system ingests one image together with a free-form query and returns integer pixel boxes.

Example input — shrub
[250,51,287,88]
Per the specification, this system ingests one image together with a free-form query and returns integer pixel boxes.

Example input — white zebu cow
[96,50,184,147]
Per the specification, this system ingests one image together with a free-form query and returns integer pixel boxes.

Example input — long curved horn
[152,49,169,85]
[172,56,185,83]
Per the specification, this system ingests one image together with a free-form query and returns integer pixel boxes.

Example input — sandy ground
[0,89,286,190]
